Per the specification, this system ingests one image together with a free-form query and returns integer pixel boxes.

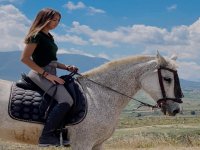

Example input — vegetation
[104,89,200,149]
[105,116,200,149]
[0,89,200,149]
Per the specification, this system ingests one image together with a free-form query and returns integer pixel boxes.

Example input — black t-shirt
[27,31,58,67]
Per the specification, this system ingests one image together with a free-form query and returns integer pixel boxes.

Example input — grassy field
[105,116,200,149]
[0,91,200,150]
[1,116,200,150]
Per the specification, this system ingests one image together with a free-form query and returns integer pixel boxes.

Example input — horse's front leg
[92,143,103,150]
[71,144,93,150]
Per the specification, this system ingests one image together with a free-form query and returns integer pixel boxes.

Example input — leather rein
[74,66,183,109]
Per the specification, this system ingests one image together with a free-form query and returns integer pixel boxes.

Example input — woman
[21,8,78,147]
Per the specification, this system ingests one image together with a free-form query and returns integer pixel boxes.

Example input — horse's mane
[83,55,155,77]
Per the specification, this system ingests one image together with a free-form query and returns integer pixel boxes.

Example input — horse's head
[140,52,184,116]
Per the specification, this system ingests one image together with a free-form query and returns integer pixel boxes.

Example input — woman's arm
[57,62,79,72]
[56,62,69,70]
[21,44,44,74]
[21,44,65,84]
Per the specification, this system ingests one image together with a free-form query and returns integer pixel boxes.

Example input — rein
[74,66,183,110]
[75,72,158,109]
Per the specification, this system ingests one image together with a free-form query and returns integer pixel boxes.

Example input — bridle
[157,67,184,107]
[73,66,184,109]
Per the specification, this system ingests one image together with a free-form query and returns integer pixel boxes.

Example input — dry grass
[104,127,200,149]
[0,140,71,150]
[106,147,200,150]
[0,140,200,150]
[104,116,200,150]
[1,124,200,150]
[1,116,200,150]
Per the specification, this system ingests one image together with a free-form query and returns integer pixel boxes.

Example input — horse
[0,52,183,150]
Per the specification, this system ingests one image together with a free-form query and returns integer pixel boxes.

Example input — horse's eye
[163,77,172,83]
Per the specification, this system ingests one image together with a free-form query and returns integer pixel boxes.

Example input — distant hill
[0,51,108,81]
[0,51,199,92]
[180,79,200,91]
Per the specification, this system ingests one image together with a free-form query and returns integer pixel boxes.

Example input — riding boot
[55,127,70,147]
[62,128,70,147]
[38,103,71,147]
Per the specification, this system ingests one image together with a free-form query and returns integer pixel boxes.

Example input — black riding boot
[62,129,70,146]
[55,128,70,147]
[38,103,71,147]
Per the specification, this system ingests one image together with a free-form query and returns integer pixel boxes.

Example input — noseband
[157,67,184,107]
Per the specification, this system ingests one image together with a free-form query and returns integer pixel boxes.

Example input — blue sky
[0,0,200,82]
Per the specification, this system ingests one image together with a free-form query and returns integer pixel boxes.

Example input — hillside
[0,51,108,81]
[180,79,200,90]
[0,51,199,92]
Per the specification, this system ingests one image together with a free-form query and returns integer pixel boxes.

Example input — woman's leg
[28,70,73,106]
[28,70,73,146]
[38,102,71,147]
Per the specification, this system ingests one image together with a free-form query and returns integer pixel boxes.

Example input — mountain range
[0,51,108,81]
[0,51,199,91]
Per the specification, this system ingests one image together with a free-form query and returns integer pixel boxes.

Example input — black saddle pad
[8,78,87,126]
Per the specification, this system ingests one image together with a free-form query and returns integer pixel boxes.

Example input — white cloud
[88,6,105,15]
[178,61,200,82]
[97,53,110,59]
[63,1,106,15]
[167,4,177,11]
[0,0,25,4]
[0,4,30,51]
[58,48,110,59]
[54,33,88,45]
[57,48,95,57]
[69,19,200,61]
[70,21,120,47]
[64,1,85,11]
[70,22,171,47]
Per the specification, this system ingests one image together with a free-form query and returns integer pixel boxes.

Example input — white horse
[0,53,183,150]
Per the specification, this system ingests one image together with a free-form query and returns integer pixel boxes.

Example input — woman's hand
[45,74,65,84]
[57,63,79,73]
[67,65,79,72]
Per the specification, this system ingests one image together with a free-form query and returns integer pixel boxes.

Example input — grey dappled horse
[0,53,183,150]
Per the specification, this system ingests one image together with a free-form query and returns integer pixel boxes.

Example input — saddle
[8,73,87,126]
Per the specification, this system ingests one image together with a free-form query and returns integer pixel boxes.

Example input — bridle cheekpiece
[157,67,184,107]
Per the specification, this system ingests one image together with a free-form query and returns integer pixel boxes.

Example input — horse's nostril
[173,109,180,114]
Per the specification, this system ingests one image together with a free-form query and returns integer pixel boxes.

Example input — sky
[0,0,200,82]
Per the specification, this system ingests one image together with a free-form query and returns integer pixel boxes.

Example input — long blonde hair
[24,8,61,43]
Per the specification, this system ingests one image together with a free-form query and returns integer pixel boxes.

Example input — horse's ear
[156,51,167,67]
[170,54,178,61]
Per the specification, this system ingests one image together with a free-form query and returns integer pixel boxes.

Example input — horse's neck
[81,57,155,112]
[84,62,149,97]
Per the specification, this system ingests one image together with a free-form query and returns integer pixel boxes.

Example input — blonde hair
[24,8,61,43]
